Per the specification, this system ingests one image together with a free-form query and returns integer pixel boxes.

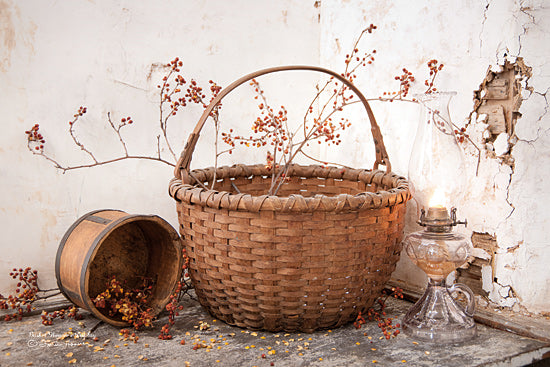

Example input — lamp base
[402,279,477,344]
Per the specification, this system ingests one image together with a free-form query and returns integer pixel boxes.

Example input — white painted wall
[1,0,548,314]
[0,0,321,292]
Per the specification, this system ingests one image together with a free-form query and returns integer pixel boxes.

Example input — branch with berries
[0,267,83,325]
[25,24,473,187]
[354,286,404,339]
[92,276,156,329]
[86,249,191,339]
[220,26,379,195]
[375,59,480,173]
[25,58,221,173]
[158,249,192,340]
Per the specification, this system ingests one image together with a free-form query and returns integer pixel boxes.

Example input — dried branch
[425,59,444,94]
[107,112,130,156]
[26,33,474,195]
[26,114,175,173]
[68,107,97,163]
[26,57,221,175]
[158,58,186,161]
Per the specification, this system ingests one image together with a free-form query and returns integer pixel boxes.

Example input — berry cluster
[393,68,415,99]
[92,276,155,330]
[158,249,190,340]
[185,80,205,106]
[73,106,87,119]
[68,106,88,127]
[312,117,350,146]
[25,124,45,152]
[381,69,413,101]
[41,306,81,326]
[221,79,289,156]
[365,23,377,33]
[1,267,81,325]
[354,287,404,339]
[120,116,133,126]
[1,267,40,320]
[455,127,470,143]
[264,151,276,171]
[343,47,376,82]
[429,108,455,137]
[158,58,221,117]
[425,59,444,93]
[158,280,185,340]
[158,58,188,119]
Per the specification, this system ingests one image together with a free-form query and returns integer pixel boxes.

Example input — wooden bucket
[55,209,183,327]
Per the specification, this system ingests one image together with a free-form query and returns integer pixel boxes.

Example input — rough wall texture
[1,0,548,314]
[320,0,549,313]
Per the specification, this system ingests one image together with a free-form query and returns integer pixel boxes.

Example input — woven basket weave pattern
[170,164,408,332]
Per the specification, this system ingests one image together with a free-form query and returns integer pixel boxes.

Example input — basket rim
[169,163,410,213]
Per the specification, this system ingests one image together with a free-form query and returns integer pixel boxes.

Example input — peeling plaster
[457,232,496,299]
[467,59,533,232]
[490,281,518,308]
[491,57,548,312]
[461,53,548,312]
[471,58,532,156]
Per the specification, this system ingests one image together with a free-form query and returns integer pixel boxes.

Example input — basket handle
[174,65,391,182]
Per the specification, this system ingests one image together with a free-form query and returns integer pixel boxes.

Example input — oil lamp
[401,92,476,343]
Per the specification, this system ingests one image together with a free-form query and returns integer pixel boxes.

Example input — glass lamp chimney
[408,92,466,217]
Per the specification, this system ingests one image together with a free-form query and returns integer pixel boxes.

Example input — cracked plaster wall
[321,0,549,313]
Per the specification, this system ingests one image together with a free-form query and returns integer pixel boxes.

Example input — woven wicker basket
[169,65,410,332]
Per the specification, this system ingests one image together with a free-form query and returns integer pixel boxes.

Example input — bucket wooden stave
[55,209,183,327]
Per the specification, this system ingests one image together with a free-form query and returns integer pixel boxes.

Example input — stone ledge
[1,291,549,366]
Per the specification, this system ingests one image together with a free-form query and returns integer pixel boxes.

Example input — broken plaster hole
[471,58,532,159]
[456,232,496,297]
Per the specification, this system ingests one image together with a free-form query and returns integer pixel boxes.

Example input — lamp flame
[429,188,447,209]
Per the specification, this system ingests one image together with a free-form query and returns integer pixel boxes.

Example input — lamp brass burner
[418,207,467,233]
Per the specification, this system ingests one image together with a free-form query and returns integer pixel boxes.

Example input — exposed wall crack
[517,1,538,56]
[535,88,549,121]
[479,0,490,54]
[494,280,518,299]
[516,88,550,144]
[504,169,515,220]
